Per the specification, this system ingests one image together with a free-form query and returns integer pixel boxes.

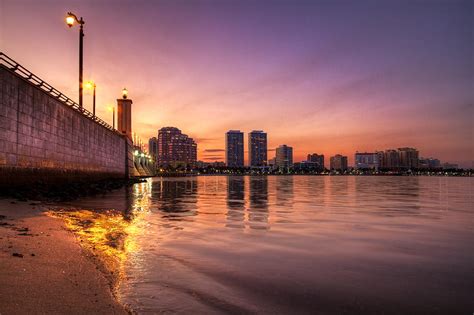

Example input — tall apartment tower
[398,147,419,169]
[378,148,418,170]
[248,130,267,167]
[226,130,244,168]
[307,153,325,170]
[275,145,293,169]
[157,127,197,167]
[379,149,400,169]
[330,154,348,171]
[355,152,379,170]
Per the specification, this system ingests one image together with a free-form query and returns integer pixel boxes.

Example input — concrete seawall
[0,63,132,188]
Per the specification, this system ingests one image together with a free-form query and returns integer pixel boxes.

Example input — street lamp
[108,106,115,129]
[65,11,85,109]
[122,87,128,99]
[84,81,96,117]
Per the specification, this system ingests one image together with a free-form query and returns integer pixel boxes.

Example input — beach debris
[31,253,35,256]
[12,253,23,258]
[15,227,33,236]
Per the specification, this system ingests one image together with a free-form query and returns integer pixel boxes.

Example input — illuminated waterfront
[58,176,473,314]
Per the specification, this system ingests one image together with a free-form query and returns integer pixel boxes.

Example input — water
[63,176,474,314]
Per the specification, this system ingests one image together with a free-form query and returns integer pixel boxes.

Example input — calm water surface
[66,176,473,314]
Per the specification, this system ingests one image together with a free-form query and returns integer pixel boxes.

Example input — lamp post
[85,81,96,117]
[66,12,85,109]
[108,106,115,129]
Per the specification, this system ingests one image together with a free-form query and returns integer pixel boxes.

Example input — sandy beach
[0,199,128,314]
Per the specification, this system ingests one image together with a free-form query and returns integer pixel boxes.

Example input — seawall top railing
[0,51,116,132]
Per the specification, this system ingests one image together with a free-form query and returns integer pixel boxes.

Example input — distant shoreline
[155,172,473,177]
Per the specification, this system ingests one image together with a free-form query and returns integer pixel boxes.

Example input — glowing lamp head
[107,106,114,112]
[85,81,94,90]
[122,88,128,99]
[66,15,75,27]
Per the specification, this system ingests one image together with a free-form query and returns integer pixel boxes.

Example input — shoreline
[0,199,129,314]
[155,172,473,177]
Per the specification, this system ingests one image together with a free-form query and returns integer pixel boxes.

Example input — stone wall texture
[0,65,130,188]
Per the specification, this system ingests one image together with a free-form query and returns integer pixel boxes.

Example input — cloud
[202,156,224,161]
[195,137,219,144]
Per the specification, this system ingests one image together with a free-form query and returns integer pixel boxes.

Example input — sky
[1,0,472,167]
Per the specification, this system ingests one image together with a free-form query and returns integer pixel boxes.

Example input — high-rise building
[148,137,158,163]
[275,145,293,170]
[225,130,244,168]
[330,154,348,171]
[248,130,267,167]
[378,148,419,170]
[186,137,197,164]
[157,127,197,167]
[419,157,441,169]
[379,149,400,169]
[268,157,277,169]
[355,152,379,170]
[398,147,419,169]
[293,161,321,172]
[307,153,325,170]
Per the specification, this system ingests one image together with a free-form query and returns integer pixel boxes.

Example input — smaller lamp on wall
[107,105,115,129]
[84,80,96,117]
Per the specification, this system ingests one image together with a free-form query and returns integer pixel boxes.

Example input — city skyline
[1,0,472,167]
[146,126,463,168]
[149,128,456,170]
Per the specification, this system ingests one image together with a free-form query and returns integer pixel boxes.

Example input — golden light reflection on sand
[47,180,153,295]
[49,210,134,269]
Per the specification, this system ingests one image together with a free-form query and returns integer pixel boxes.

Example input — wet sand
[0,199,128,314]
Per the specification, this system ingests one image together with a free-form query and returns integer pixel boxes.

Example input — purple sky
[1,0,472,166]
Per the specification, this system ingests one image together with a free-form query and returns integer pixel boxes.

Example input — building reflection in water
[248,177,269,230]
[275,176,294,210]
[327,176,352,213]
[305,176,327,208]
[354,176,422,217]
[152,178,198,219]
[226,176,246,229]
